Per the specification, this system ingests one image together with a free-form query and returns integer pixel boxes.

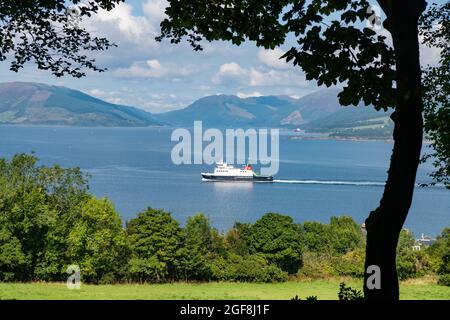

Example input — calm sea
[0,125,448,236]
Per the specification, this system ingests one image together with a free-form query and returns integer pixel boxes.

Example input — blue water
[0,125,448,236]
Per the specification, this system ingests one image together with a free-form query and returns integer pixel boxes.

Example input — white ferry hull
[201,173,273,182]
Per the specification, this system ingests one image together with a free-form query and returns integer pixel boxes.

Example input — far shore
[289,134,432,144]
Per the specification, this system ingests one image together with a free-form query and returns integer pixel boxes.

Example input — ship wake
[273,179,386,186]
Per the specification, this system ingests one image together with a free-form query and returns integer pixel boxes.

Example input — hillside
[154,89,346,127]
[155,88,393,139]
[0,82,159,127]
[0,82,393,137]
[155,94,300,127]
[303,103,394,138]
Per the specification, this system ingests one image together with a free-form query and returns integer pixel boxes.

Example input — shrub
[332,249,365,278]
[126,208,181,282]
[437,274,450,287]
[210,254,287,283]
[291,295,318,301]
[338,282,364,300]
[329,216,364,255]
[246,213,302,274]
[297,252,334,278]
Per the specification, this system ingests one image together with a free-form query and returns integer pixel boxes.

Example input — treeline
[0,154,449,285]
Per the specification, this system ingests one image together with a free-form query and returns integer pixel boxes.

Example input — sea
[0,125,448,236]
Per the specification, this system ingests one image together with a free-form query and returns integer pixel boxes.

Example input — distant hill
[154,88,392,137]
[154,89,346,127]
[155,94,298,127]
[303,103,393,137]
[0,82,159,127]
[0,82,393,137]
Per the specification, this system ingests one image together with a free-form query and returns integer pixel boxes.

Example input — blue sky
[0,0,443,113]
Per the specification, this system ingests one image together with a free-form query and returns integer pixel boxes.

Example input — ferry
[201,162,274,182]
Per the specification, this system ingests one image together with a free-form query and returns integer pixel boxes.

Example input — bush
[246,213,302,274]
[397,251,417,280]
[395,229,433,280]
[332,249,365,278]
[210,254,287,283]
[338,282,364,300]
[298,250,365,278]
[126,208,182,282]
[437,274,450,287]
[297,252,334,278]
[329,216,364,255]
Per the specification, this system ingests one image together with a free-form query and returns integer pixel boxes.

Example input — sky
[0,0,443,113]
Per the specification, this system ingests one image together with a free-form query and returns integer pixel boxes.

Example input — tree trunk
[364,0,426,300]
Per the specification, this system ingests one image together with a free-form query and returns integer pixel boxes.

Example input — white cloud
[89,89,107,97]
[419,26,442,66]
[107,97,127,105]
[258,48,290,69]
[146,59,163,71]
[212,62,248,85]
[86,88,126,105]
[212,62,310,89]
[377,27,441,66]
[93,3,156,43]
[115,59,197,79]
[421,45,441,66]
[143,0,169,24]
[237,91,263,98]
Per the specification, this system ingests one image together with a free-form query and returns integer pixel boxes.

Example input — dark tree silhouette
[0,0,123,77]
[156,0,430,299]
[420,3,450,189]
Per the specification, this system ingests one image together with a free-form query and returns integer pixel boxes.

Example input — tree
[0,154,55,281]
[301,221,333,254]
[329,216,364,255]
[126,208,181,282]
[420,3,450,188]
[176,213,215,281]
[0,153,91,281]
[0,229,27,281]
[66,197,126,283]
[35,164,92,281]
[427,228,450,275]
[225,222,252,256]
[246,213,302,274]
[396,229,418,280]
[157,0,432,299]
[0,0,122,77]
[300,217,365,278]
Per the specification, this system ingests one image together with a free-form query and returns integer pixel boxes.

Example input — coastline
[289,134,432,144]
[289,134,394,143]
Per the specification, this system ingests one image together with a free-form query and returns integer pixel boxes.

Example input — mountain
[154,89,346,127]
[155,94,298,127]
[0,82,159,127]
[0,82,392,136]
[154,88,392,133]
[303,103,392,130]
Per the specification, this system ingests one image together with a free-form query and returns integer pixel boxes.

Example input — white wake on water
[273,179,386,186]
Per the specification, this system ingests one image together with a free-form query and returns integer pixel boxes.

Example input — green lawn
[1,279,449,300]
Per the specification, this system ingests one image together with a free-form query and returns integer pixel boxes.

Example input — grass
[1,278,449,300]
